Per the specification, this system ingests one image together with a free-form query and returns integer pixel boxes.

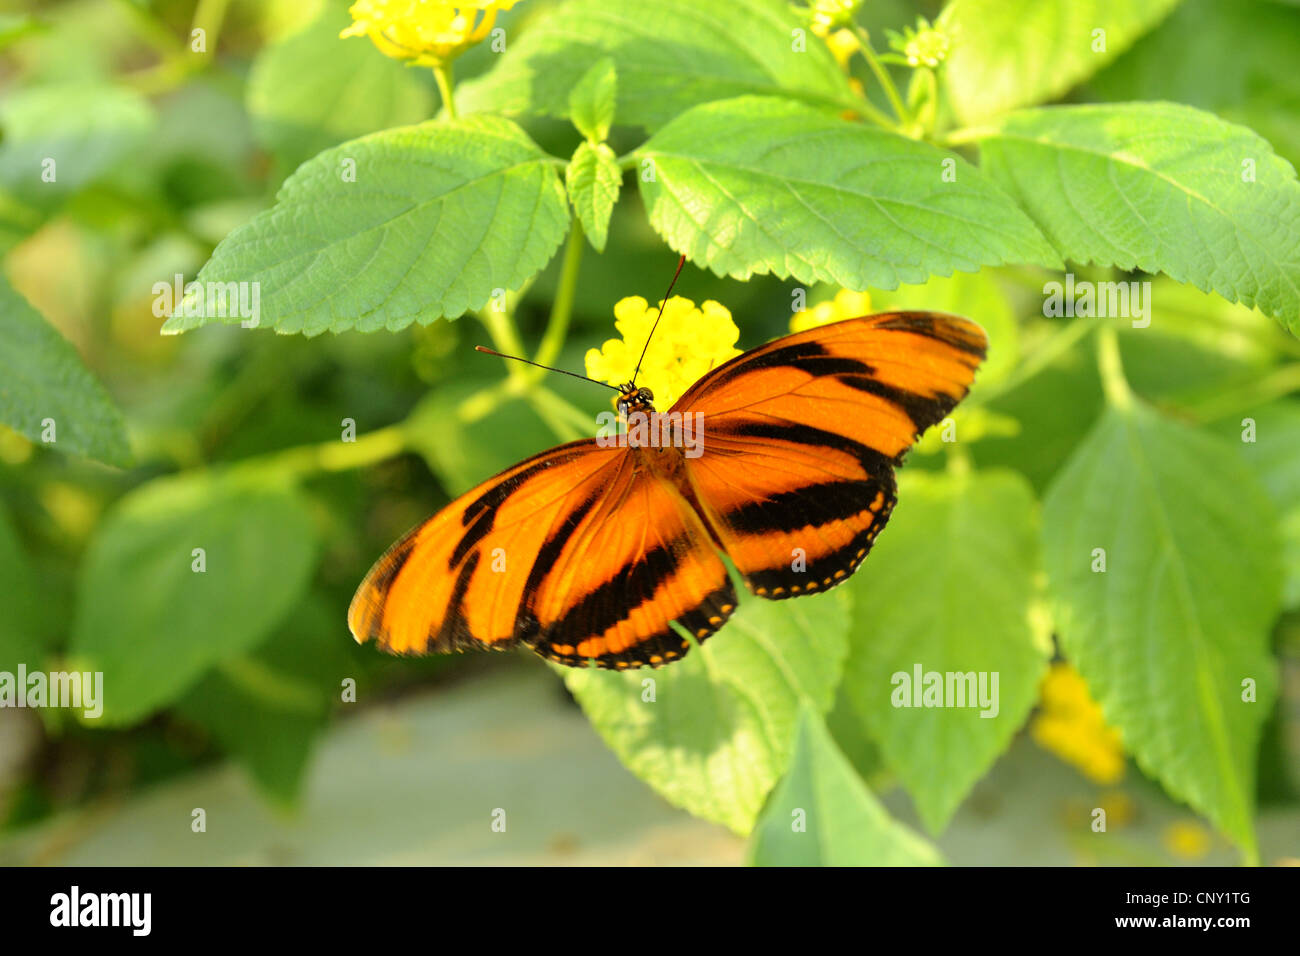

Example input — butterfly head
[617,383,655,418]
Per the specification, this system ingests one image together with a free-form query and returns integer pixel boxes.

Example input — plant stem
[850,23,910,126]
[534,222,586,369]
[191,0,230,64]
[434,62,458,119]
[1178,363,1300,423]
[230,423,410,481]
[1096,324,1135,412]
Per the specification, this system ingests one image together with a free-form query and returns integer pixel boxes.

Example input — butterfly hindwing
[348,440,736,668]
[672,311,987,599]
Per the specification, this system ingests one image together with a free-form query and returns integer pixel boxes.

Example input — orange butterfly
[349,307,986,670]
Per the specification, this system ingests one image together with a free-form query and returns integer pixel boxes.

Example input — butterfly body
[350,311,987,669]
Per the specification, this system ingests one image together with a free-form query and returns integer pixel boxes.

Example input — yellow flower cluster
[1031,662,1126,785]
[1162,820,1212,861]
[340,0,520,67]
[585,296,741,410]
[808,0,861,38]
[888,17,950,68]
[789,288,872,333]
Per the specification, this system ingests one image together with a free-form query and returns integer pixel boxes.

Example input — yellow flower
[1031,662,1126,785]
[790,288,872,333]
[824,28,860,70]
[585,296,741,410]
[340,0,521,67]
[1162,821,1212,861]
[887,17,950,69]
[808,0,860,38]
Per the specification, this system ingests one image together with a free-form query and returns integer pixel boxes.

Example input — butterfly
[349,309,987,670]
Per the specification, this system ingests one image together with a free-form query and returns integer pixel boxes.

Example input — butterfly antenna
[474,346,621,392]
[631,254,687,387]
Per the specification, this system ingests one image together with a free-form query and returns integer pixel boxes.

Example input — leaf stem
[434,61,458,119]
[849,23,909,127]
[534,221,586,369]
[1096,324,1135,412]
[968,314,1103,407]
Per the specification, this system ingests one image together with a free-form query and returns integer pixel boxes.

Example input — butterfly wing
[348,440,736,669]
[672,311,987,598]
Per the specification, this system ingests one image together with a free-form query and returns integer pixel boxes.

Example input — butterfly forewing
[673,311,987,599]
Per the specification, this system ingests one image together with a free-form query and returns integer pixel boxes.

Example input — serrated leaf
[636,96,1060,289]
[978,103,1300,336]
[565,588,850,835]
[942,0,1181,124]
[1091,0,1300,167]
[1042,403,1280,857]
[566,141,621,252]
[0,82,154,204]
[247,3,433,173]
[0,276,131,467]
[749,705,945,866]
[842,470,1048,833]
[568,58,617,142]
[69,473,319,725]
[162,116,569,336]
[457,0,858,131]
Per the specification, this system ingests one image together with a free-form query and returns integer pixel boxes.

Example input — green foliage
[636,96,1060,287]
[247,4,433,175]
[1043,403,1280,858]
[566,142,621,253]
[565,589,849,834]
[0,276,130,466]
[0,503,45,674]
[69,472,320,725]
[0,82,154,205]
[942,0,1181,123]
[162,116,570,335]
[750,706,945,866]
[979,104,1300,334]
[456,0,857,130]
[843,470,1049,833]
[2,0,1297,866]
[567,58,618,144]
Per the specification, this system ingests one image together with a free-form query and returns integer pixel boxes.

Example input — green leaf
[0,276,131,467]
[941,0,1181,124]
[162,116,570,336]
[749,706,945,866]
[566,141,621,253]
[177,597,348,806]
[69,473,320,725]
[978,103,1300,337]
[0,503,47,674]
[568,58,617,142]
[456,0,858,131]
[1042,403,1280,857]
[1213,401,1300,611]
[636,97,1060,289]
[565,588,850,835]
[247,3,433,174]
[1091,0,1300,168]
[0,82,154,204]
[842,470,1049,833]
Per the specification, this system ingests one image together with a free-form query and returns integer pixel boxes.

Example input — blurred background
[0,0,1297,864]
